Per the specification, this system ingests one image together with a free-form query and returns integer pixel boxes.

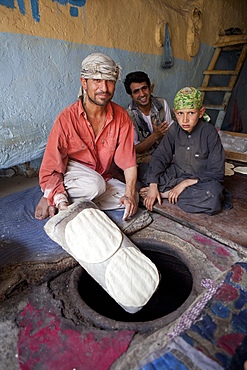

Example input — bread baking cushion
[105,247,159,307]
[65,208,122,263]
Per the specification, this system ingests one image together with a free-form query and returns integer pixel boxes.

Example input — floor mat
[139,262,247,370]
[0,186,65,267]
[0,185,152,275]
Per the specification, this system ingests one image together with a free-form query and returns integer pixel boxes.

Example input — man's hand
[143,183,161,211]
[58,201,69,212]
[135,120,171,155]
[119,194,138,220]
[122,166,138,220]
[152,120,170,140]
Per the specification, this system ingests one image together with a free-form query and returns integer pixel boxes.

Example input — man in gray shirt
[124,71,173,187]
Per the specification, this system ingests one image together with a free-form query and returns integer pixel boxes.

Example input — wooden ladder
[199,35,247,129]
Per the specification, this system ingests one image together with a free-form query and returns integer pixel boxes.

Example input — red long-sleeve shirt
[39,99,136,206]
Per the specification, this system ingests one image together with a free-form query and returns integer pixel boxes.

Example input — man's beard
[87,92,112,106]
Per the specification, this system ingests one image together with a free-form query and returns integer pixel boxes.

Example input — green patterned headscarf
[174,87,202,110]
[174,86,210,122]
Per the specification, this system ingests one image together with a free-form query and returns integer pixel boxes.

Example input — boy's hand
[168,183,186,204]
[168,179,198,204]
[143,183,161,211]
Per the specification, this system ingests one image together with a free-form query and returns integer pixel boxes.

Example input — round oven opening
[70,241,195,332]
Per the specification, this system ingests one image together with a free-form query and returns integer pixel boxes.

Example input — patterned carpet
[140,262,247,370]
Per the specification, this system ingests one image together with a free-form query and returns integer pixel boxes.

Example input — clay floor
[0,172,247,370]
[0,174,39,198]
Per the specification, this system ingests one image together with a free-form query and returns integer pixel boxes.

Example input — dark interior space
[76,246,193,323]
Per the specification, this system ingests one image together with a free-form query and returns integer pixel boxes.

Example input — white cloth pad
[44,200,160,313]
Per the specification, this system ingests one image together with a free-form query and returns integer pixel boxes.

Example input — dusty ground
[0,174,39,198]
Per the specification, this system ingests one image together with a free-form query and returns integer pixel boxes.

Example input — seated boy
[140,86,232,215]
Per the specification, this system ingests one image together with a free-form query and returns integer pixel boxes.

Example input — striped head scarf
[80,53,121,81]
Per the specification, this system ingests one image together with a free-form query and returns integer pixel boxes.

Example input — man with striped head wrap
[78,53,121,99]
[35,53,138,221]
[140,86,232,215]
[78,53,121,107]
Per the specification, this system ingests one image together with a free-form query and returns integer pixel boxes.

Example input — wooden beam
[203,70,238,75]
[199,87,232,92]
[204,105,225,110]
[214,35,247,48]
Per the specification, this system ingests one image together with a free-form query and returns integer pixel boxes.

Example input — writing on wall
[0,0,86,22]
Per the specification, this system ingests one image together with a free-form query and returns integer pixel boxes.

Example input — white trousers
[64,160,128,211]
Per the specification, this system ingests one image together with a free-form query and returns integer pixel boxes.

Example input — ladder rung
[204,105,225,110]
[200,41,246,130]
[203,70,238,75]
[214,41,247,48]
[199,86,232,92]
[213,35,247,48]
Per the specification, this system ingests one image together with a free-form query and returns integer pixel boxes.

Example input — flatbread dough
[225,162,234,169]
[234,166,247,175]
[65,208,122,263]
[105,247,159,307]
[225,162,235,176]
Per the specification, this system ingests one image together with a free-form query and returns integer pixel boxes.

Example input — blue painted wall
[0,31,214,169]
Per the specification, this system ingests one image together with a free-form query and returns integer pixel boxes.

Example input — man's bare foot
[35,197,56,220]
[139,187,149,199]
